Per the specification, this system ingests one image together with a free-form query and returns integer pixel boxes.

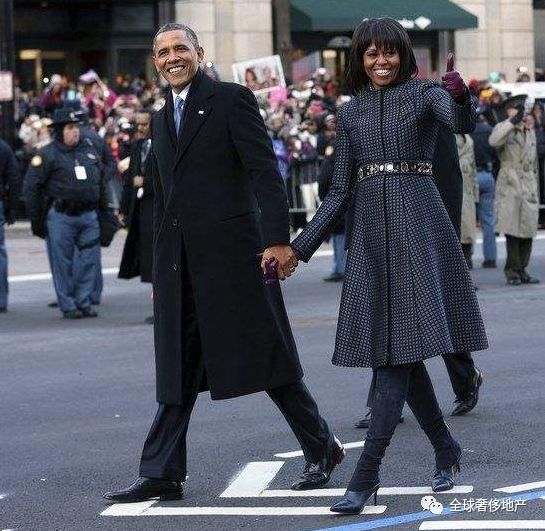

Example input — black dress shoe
[291,436,345,490]
[354,408,404,429]
[330,484,379,514]
[103,477,183,503]
[80,307,98,318]
[63,309,83,319]
[451,369,483,416]
[0,307,7,313]
[521,274,540,284]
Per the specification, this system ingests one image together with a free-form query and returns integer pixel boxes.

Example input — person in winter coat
[489,96,540,285]
[118,110,154,323]
[273,17,488,514]
[455,134,479,268]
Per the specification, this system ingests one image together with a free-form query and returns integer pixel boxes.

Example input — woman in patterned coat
[288,18,488,514]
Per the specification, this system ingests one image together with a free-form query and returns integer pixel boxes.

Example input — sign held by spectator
[232,55,286,95]
[0,71,14,102]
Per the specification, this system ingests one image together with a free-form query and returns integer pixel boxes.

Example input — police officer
[0,138,20,313]
[24,108,109,318]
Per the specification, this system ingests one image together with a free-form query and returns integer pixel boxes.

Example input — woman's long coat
[455,134,479,244]
[118,138,154,282]
[489,120,539,239]
[292,79,488,368]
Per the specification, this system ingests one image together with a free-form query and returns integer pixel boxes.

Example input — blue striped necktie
[174,95,184,136]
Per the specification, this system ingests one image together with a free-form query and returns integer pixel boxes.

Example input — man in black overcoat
[354,126,484,429]
[104,23,343,503]
[118,110,154,323]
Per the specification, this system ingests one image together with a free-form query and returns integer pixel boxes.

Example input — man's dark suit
[140,70,331,481]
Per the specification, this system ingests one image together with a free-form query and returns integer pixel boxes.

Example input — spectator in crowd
[455,133,479,269]
[118,110,154,324]
[490,97,540,285]
[0,138,20,313]
[471,108,497,268]
[483,89,507,127]
[40,74,67,115]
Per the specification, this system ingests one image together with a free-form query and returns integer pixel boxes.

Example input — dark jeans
[351,362,458,491]
[139,240,331,481]
[505,235,533,280]
[366,352,476,407]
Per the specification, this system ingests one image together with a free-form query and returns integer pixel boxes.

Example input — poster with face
[232,55,286,95]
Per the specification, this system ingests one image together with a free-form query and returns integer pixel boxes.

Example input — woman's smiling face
[363,43,401,88]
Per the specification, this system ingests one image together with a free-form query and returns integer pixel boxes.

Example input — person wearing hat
[24,108,109,318]
[489,95,540,285]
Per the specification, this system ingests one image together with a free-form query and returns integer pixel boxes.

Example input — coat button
[172,218,178,227]
[173,263,178,271]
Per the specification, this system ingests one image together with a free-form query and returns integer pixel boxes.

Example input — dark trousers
[139,248,331,481]
[505,235,533,280]
[351,362,457,491]
[366,352,476,408]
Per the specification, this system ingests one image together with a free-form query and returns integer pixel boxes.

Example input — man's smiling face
[153,30,204,92]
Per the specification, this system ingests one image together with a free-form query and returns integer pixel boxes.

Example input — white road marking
[495,481,545,493]
[101,500,156,516]
[275,440,365,458]
[219,461,284,498]
[420,521,545,530]
[262,486,474,497]
[101,503,386,516]
[8,267,119,283]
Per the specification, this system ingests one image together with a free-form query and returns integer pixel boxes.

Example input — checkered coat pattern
[292,79,488,368]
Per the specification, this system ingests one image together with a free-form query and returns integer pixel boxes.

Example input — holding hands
[260,245,299,282]
[441,53,467,102]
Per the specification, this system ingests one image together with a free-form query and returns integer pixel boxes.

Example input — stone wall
[452,0,535,81]
[174,0,273,81]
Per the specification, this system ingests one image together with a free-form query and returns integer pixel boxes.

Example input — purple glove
[441,53,467,102]
[257,253,280,284]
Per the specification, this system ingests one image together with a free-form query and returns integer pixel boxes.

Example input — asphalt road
[2,228,545,531]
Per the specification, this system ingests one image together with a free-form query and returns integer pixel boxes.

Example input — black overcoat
[118,139,154,282]
[151,70,302,404]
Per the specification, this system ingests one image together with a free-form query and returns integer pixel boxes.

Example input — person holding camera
[24,108,109,319]
[489,96,540,285]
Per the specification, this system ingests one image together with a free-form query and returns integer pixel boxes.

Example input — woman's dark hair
[347,17,418,94]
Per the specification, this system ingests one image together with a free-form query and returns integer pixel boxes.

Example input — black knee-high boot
[422,419,461,470]
[347,439,387,491]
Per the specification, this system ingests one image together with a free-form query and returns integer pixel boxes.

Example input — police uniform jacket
[24,139,108,231]
[151,70,301,404]
[292,79,488,369]
[455,134,479,244]
[118,138,154,282]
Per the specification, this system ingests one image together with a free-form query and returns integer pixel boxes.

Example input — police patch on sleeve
[31,155,42,167]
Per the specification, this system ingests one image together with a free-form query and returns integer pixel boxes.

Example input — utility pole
[0,0,15,146]
[272,0,292,82]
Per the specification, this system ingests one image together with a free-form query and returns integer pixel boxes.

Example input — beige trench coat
[489,120,539,238]
[456,134,479,243]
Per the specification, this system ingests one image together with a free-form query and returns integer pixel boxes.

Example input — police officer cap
[51,108,81,126]
[503,94,527,111]
[64,100,90,122]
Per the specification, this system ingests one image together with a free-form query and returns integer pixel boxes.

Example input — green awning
[291,0,478,32]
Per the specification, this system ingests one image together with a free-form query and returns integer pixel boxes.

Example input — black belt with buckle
[357,160,433,182]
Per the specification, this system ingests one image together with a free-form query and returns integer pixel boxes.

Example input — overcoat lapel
[174,70,215,168]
